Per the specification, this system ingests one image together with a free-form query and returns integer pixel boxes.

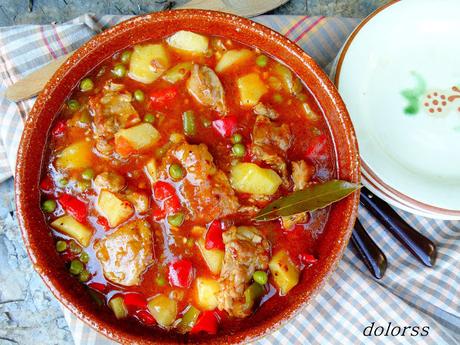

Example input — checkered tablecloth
[0,13,458,345]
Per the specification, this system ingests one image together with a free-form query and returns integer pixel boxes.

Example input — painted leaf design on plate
[254,180,361,222]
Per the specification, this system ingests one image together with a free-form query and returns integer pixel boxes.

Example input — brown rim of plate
[15,9,360,345]
[334,0,460,217]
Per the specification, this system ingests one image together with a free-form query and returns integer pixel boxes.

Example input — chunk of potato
[272,63,302,95]
[50,215,93,247]
[128,44,170,84]
[237,73,268,107]
[166,31,209,54]
[269,250,300,295]
[148,294,178,327]
[108,296,128,319]
[230,162,282,195]
[215,49,253,73]
[196,238,224,275]
[162,62,193,84]
[124,190,149,214]
[144,159,158,183]
[97,190,134,227]
[55,141,93,170]
[195,277,220,310]
[114,123,161,155]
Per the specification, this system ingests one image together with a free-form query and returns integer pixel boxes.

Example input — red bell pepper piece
[163,194,181,214]
[153,181,176,201]
[136,309,156,326]
[58,194,87,223]
[305,134,327,161]
[190,311,219,335]
[124,293,147,310]
[168,259,194,288]
[152,208,166,221]
[97,216,110,231]
[205,220,224,250]
[149,86,178,109]
[88,282,106,293]
[52,120,66,136]
[300,253,318,265]
[40,177,53,192]
[212,116,238,138]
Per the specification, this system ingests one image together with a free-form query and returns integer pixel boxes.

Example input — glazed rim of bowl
[334,0,460,218]
[15,10,360,345]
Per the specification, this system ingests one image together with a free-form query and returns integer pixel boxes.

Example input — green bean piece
[273,93,283,103]
[168,212,185,227]
[80,78,94,92]
[176,305,201,334]
[69,241,82,254]
[231,133,243,144]
[244,282,264,309]
[134,89,145,102]
[144,113,155,123]
[253,271,268,285]
[67,99,80,111]
[156,275,166,286]
[112,64,127,78]
[169,164,184,180]
[78,270,91,282]
[56,240,67,252]
[256,55,268,67]
[232,143,246,157]
[42,200,56,213]
[69,260,84,275]
[80,251,90,264]
[81,168,94,181]
[182,110,196,136]
[120,50,132,64]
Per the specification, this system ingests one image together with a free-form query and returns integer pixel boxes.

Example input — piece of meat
[253,102,279,119]
[94,171,126,192]
[186,64,227,114]
[252,115,291,152]
[94,219,153,286]
[217,226,270,318]
[281,160,313,229]
[159,141,239,222]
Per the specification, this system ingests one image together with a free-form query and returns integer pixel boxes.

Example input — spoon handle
[360,187,437,267]
[352,219,387,279]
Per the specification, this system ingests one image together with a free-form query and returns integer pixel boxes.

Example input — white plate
[334,0,460,219]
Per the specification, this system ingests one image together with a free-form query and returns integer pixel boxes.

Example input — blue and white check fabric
[0,13,458,345]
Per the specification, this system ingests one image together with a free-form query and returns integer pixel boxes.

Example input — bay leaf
[254,180,361,221]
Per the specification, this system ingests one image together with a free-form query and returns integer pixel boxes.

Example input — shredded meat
[253,102,279,119]
[217,226,270,318]
[94,219,153,286]
[186,64,227,114]
[89,81,141,154]
[281,160,313,229]
[159,141,239,222]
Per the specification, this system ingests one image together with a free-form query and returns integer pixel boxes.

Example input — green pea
[112,64,127,78]
[168,212,185,227]
[57,178,68,187]
[231,133,243,144]
[169,164,184,180]
[120,50,132,64]
[80,251,90,264]
[79,111,91,124]
[80,78,94,92]
[133,89,145,102]
[232,143,246,157]
[81,168,94,181]
[69,241,82,254]
[182,110,196,136]
[273,93,283,103]
[78,270,91,282]
[56,240,67,252]
[67,99,80,111]
[69,260,84,275]
[144,113,155,123]
[253,271,268,285]
[156,276,166,286]
[42,200,56,213]
[256,55,268,67]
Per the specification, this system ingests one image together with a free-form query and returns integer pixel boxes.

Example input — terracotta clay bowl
[15,10,360,344]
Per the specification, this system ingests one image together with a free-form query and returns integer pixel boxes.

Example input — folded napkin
[0,14,458,345]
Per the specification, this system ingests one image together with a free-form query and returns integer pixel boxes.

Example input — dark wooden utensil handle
[352,219,388,279]
[360,187,437,267]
